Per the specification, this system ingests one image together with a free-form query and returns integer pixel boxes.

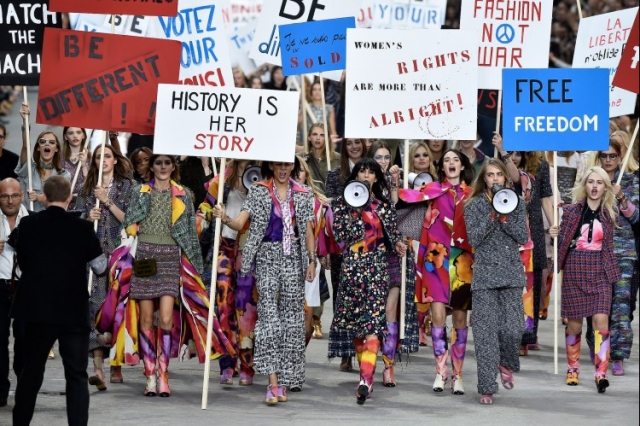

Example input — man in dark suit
[8,175,106,426]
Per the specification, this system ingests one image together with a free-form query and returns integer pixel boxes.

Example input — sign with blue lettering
[502,68,609,151]
[279,17,354,75]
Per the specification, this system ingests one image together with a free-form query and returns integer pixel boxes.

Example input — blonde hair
[572,166,618,226]
[469,158,512,200]
[296,155,328,205]
[610,130,638,173]
[409,141,437,176]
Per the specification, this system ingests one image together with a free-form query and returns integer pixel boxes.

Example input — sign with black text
[153,84,299,161]
[502,68,609,151]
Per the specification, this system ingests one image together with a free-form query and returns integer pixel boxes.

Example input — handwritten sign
[36,28,181,134]
[573,7,638,117]
[0,0,61,85]
[279,17,354,75]
[502,68,609,151]
[50,0,178,17]
[250,0,360,66]
[345,28,478,139]
[612,10,639,94]
[154,84,299,162]
[460,0,553,90]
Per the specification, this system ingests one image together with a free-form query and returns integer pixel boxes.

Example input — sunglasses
[153,159,173,166]
[374,155,391,161]
[38,139,57,146]
[414,153,429,158]
[598,153,618,160]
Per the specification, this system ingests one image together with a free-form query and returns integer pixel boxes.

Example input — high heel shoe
[356,380,371,405]
[265,384,278,406]
[499,365,514,390]
[144,376,157,397]
[382,365,396,387]
[479,394,493,405]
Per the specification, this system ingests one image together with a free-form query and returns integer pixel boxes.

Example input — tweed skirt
[561,249,612,319]
[130,242,181,300]
[387,252,401,288]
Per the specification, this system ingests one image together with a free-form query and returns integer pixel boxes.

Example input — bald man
[0,178,28,407]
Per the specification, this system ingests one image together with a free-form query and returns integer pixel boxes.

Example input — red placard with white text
[612,10,639,94]
[50,0,178,16]
[36,28,180,134]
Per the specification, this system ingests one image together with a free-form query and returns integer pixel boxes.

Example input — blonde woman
[409,141,437,177]
[304,123,340,195]
[550,166,621,393]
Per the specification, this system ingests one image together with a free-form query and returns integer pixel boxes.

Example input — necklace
[40,161,54,170]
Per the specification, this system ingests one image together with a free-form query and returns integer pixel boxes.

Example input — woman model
[305,80,338,144]
[325,138,366,372]
[76,145,133,388]
[197,159,259,386]
[17,105,70,211]
[304,123,340,195]
[61,126,90,198]
[330,158,406,404]
[129,147,152,184]
[464,158,528,404]
[211,161,315,405]
[590,138,638,375]
[551,166,622,393]
[399,149,474,395]
[426,139,448,168]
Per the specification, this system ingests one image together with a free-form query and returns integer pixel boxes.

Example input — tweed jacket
[464,194,529,290]
[332,195,402,252]
[557,202,621,285]
[240,179,314,275]
[123,180,203,274]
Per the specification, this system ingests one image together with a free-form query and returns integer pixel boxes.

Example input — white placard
[572,7,638,118]
[249,0,360,66]
[460,0,553,90]
[71,0,233,87]
[154,84,299,162]
[360,0,446,29]
[345,28,478,139]
[228,21,258,74]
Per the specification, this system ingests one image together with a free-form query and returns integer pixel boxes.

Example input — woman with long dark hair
[129,147,152,184]
[61,126,90,198]
[330,158,406,404]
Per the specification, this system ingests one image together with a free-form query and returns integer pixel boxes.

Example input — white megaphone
[242,166,262,189]
[408,172,434,189]
[343,180,370,208]
[491,184,519,215]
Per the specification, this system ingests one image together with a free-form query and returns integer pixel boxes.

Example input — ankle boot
[431,325,449,392]
[593,329,610,393]
[157,328,172,397]
[565,331,581,386]
[382,322,398,387]
[140,328,157,396]
[356,337,380,402]
[450,327,468,395]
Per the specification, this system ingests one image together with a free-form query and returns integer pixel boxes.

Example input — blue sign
[502,68,609,151]
[279,17,355,76]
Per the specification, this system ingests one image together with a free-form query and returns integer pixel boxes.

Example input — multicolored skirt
[130,242,180,300]
[561,249,612,319]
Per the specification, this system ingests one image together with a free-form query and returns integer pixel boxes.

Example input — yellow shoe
[48,349,55,359]
[566,369,579,386]
[312,322,323,339]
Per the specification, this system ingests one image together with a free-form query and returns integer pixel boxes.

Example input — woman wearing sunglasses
[16,104,70,211]
[211,160,315,405]
[587,137,639,376]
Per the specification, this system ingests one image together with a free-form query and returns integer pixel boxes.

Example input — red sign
[49,0,177,16]
[36,28,180,134]
[612,10,639,94]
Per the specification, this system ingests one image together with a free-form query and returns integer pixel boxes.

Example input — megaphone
[491,184,519,215]
[408,172,434,189]
[242,166,262,189]
[343,180,370,208]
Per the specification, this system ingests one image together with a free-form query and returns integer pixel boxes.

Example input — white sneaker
[432,373,447,392]
[452,375,465,395]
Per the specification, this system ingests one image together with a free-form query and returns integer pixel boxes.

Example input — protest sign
[573,7,638,117]
[359,0,446,29]
[0,1,61,85]
[228,21,258,74]
[153,84,299,161]
[70,13,154,36]
[345,28,478,140]
[50,0,178,17]
[460,0,553,90]
[279,17,354,75]
[502,68,609,151]
[249,0,359,66]
[36,28,181,134]
[612,10,639,94]
[224,0,263,25]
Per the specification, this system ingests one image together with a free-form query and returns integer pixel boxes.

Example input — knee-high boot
[140,328,157,396]
[593,329,610,393]
[431,325,449,392]
[382,322,398,387]
[157,328,172,397]
[450,327,468,394]
[354,337,380,404]
[565,331,581,385]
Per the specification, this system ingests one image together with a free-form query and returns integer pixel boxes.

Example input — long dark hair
[339,138,365,184]
[62,126,88,161]
[149,154,180,182]
[436,148,474,185]
[81,144,133,196]
[129,147,153,182]
[347,158,389,204]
